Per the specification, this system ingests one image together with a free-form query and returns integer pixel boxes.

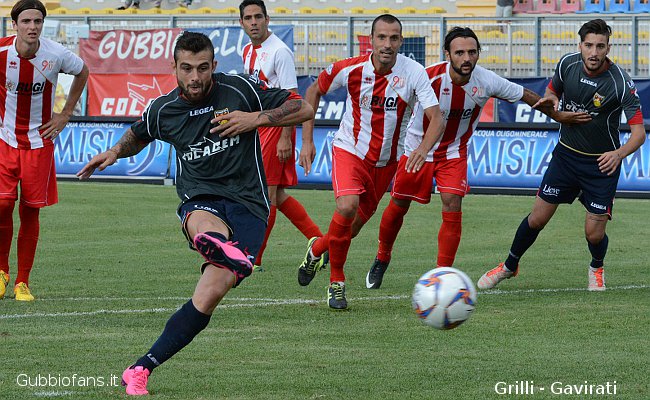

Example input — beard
[178,80,211,103]
[451,62,475,77]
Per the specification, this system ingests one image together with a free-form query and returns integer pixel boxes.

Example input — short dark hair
[239,0,268,19]
[578,19,611,43]
[370,14,402,36]
[444,26,481,53]
[11,0,47,22]
[173,31,215,63]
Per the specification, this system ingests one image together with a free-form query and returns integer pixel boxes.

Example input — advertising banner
[79,28,183,74]
[55,121,171,177]
[55,122,650,194]
[87,74,177,117]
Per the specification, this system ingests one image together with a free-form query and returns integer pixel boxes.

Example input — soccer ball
[412,267,477,330]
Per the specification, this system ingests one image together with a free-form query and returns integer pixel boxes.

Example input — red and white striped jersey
[318,53,439,167]
[242,33,297,90]
[0,36,84,150]
[405,62,523,161]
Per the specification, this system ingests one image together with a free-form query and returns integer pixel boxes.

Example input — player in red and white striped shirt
[240,0,322,271]
[0,0,88,301]
[297,15,445,309]
[366,27,590,289]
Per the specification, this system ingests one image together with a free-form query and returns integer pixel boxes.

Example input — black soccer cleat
[328,281,347,310]
[365,258,390,289]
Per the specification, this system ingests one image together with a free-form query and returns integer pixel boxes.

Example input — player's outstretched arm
[406,104,444,173]
[523,88,591,125]
[299,80,323,175]
[76,129,149,180]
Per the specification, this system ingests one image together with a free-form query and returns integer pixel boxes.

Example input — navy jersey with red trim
[550,53,642,155]
[130,73,291,222]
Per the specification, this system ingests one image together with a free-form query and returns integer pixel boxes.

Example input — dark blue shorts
[537,144,619,217]
[177,195,267,263]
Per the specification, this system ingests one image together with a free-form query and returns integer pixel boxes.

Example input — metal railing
[3,14,648,78]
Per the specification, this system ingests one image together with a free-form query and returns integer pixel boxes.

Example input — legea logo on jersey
[580,78,597,87]
[182,135,240,161]
[189,105,215,117]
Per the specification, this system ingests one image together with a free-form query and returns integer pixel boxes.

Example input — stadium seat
[350,7,364,14]
[556,0,581,13]
[529,0,557,13]
[633,0,650,12]
[394,7,418,14]
[415,7,446,14]
[272,7,292,14]
[299,6,315,14]
[512,30,535,39]
[576,0,606,13]
[48,7,68,15]
[312,7,343,14]
[513,0,534,13]
[602,0,631,13]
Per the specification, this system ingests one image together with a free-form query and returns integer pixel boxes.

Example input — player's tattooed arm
[108,129,150,158]
[259,99,303,124]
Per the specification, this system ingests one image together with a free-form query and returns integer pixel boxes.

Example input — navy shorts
[177,195,267,264]
[537,144,619,217]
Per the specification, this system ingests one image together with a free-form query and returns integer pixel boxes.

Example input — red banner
[79,28,183,74]
[87,74,177,117]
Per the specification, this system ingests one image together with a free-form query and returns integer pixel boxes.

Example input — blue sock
[505,215,541,271]
[588,234,608,269]
[135,299,211,372]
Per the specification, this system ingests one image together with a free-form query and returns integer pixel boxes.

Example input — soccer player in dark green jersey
[77,31,314,396]
[478,19,646,292]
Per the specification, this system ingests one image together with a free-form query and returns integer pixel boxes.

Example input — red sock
[278,196,323,239]
[377,200,409,263]
[0,200,15,276]
[437,211,462,267]
[311,232,328,257]
[326,211,353,283]
[255,205,276,265]
[16,204,40,285]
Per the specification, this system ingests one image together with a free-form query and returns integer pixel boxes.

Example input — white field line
[1,285,648,320]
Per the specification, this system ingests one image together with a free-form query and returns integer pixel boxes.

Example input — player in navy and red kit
[478,19,646,291]
[78,32,313,395]
[240,0,323,271]
[365,27,590,289]
[297,14,445,310]
[0,0,89,301]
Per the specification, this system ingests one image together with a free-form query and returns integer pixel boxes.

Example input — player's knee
[585,230,606,244]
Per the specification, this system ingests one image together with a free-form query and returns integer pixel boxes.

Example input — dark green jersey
[131,73,291,222]
[550,53,642,155]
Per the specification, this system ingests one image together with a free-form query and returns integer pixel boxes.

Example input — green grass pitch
[1,182,648,399]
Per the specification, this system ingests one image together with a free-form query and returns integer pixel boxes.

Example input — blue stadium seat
[576,0,606,13]
[630,0,650,12]
[602,0,631,13]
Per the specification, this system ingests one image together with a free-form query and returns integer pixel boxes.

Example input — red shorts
[0,140,58,208]
[332,146,397,222]
[391,155,468,204]
[259,125,298,187]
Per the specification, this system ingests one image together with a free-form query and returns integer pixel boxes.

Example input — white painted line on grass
[1,285,648,320]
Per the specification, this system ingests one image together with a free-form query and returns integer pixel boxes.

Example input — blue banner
[188,26,294,74]
[55,122,650,194]
[55,121,170,177]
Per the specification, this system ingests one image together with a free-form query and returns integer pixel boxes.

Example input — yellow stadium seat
[208,7,238,14]
[44,1,61,10]
[139,7,165,14]
[299,7,315,14]
[48,7,68,15]
[350,7,364,14]
[164,7,189,14]
[273,7,292,14]
[560,31,576,39]
[296,55,305,63]
[403,31,418,38]
[639,31,650,39]
[512,30,535,39]
[326,55,341,63]
[416,7,446,14]
[308,56,319,63]
[97,8,116,15]
[68,7,92,15]
[394,7,418,14]
[486,30,505,38]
